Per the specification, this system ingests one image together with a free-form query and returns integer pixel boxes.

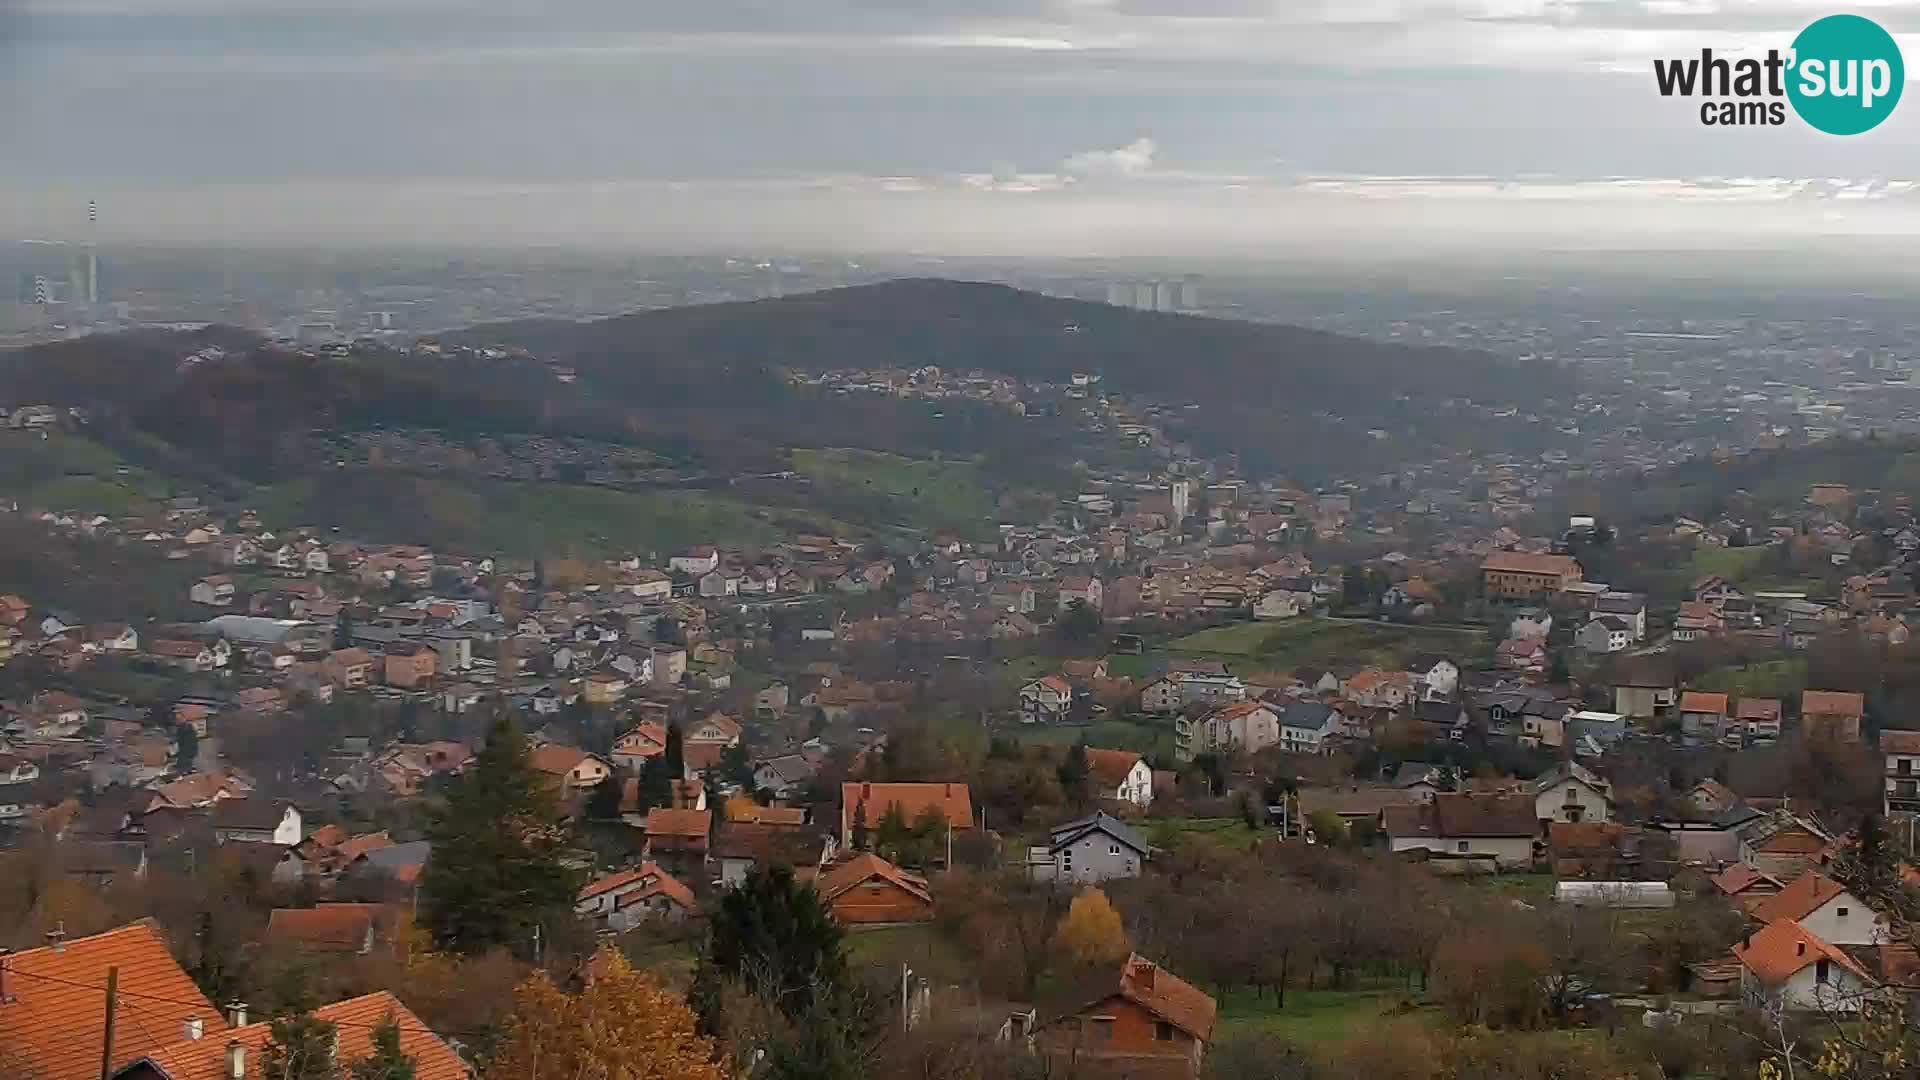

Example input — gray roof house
[1028,812,1151,885]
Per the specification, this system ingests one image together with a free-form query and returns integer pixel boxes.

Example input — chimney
[45,925,65,953]
[227,1000,249,1027]
[862,783,871,798]
[944,783,953,797]
[0,948,10,1003]
[183,1017,204,1041]
[1135,962,1156,991]
[225,1040,246,1080]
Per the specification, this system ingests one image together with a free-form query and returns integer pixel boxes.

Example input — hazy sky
[6,0,1920,251]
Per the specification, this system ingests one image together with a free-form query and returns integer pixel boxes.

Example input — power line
[2,965,491,1041]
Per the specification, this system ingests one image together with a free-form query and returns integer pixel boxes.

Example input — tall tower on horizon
[85,200,100,306]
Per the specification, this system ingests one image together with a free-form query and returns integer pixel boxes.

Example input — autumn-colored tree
[1431,927,1548,1029]
[347,1013,415,1080]
[1054,888,1131,970]
[485,950,723,1080]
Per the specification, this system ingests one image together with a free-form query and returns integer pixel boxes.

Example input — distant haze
[7,0,1920,251]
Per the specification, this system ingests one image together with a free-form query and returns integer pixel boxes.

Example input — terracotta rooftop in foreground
[0,920,221,1080]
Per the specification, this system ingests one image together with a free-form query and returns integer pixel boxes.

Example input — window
[1456,840,1470,853]
[1903,759,1915,776]
[1816,958,1831,984]
[1154,1021,1175,1042]
[1110,844,1120,855]
[1090,1018,1116,1044]
[1837,907,1849,918]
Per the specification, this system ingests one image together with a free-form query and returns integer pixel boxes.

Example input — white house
[670,547,720,576]
[1534,762,1613,825]
[1407,656,1460,700]
[1750,873,1890,947]
[1057,576,1104,613]
[1734,919,1877,1014]
[1253,590,1304,621]
[1382,792,1539,869]
[1883,729,1920,816]
[1576,617,1633,655]
[1019,675,1075,725]
[1278,701,1339,755]
[1196,701,1282,755]
[1085,749,1153,809]
[211,799,303,845]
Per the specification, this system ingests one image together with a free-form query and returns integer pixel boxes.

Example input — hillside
[460,279,1581,476]
[1563,435,1920,526]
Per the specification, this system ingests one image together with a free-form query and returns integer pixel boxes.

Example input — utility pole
[532,923,542,966]
[98,965,119,1080]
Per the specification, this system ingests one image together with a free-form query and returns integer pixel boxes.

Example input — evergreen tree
[587,771,626,821]
[664,720,686,779]
[697,866,849,1026]
[850,801,869,851]
[637,755,674,813]
[261,1012,340,1080]
[173,723,199,773]
[874,802,911,861]
[333,613,354,652]
[1057,741,1091,807]
[717,742,756,789]
[419,715,581,956]
[348,1013,415,1080]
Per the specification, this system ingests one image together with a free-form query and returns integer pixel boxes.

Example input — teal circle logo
[1788,14,1903,135]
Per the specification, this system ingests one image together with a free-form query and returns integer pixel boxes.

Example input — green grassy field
[845,923,979,985]
[1213,988,1426,1043]
[0,430,171,515]
[1140,817,1267,851]
[1685,545,1771,583]
[257,472,810,557]
[1015,717,1177,762]
[793,448,996,538]
[1167,618,1487,673]
[1692,659,1807,700]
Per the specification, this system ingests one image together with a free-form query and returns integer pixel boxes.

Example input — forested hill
[459,278,1579,474]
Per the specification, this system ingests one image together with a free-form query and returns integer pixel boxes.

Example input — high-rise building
[1154,281,1177,312]
[1171,478,1191,522]
[1106,282,1131,307]
[1133,283,1154,310]
[1179,280,1199,310]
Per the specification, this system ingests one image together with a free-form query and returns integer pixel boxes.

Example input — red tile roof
[134,991,468,1080]
[1748,873,1853,925]
[265,906,375,953]
[1710,863,1780,897]
[1482,551,1580,577]
[1678,691,1728,714]
[0,920,220,1080]
[1084,748,1144,791]
[1733,919,1872,988]
[1881,729,1920,755]
[814,853,931,906]
[840,783,974,842]
[1802,690,1865,718]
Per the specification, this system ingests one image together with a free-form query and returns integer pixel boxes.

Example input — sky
[6,0,1920,252]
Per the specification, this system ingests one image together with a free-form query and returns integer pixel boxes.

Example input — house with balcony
[1883,729,1920,816]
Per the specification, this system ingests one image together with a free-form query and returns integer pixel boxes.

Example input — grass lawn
[1140,817,1267,851]
[845,923,978,985]
[258,471,813,557]
[1213,987,1429,1043]
[0,430,170,516]
[1167,618,1487,673]
[793,448,997,538]
[1693,658,1807,700]
[1686,545,1770,583]
[1467,872,1557,906]
[1014,717,1177,762]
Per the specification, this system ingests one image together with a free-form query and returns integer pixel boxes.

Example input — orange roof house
[1802,690,1866,743]
[1036,954,1218,1077]
[0,921,222,1080]
[814,853,933,924]
[1732,919,1874,993]
[120,991,468,1080]
[839,782,973,848]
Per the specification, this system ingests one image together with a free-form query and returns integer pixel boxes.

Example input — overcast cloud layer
[5,0,1920,251]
